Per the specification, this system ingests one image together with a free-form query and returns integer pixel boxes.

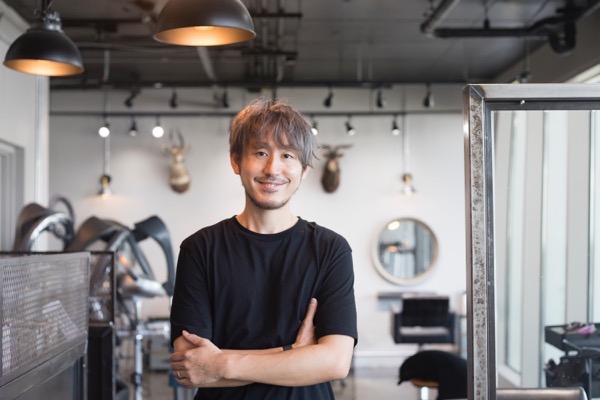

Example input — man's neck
[236,208,298,234]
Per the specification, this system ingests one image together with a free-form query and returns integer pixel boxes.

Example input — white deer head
[164,129,191,193]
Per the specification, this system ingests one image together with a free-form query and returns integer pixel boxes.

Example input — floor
[116,337,425,400]
[121,367,422,400]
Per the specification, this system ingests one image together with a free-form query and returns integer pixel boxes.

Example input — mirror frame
[463,83,600,400]
[372,217,439,285]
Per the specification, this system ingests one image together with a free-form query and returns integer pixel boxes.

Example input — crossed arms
[170,298,355,388]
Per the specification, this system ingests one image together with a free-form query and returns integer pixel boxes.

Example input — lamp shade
[3,15,84,77]
[154,0,256,46]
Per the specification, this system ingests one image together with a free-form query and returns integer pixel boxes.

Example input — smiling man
[169,98,358,399]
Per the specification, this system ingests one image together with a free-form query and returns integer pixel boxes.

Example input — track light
[152,116,165,138]
[169,88,178,108]
[345,117,355,136]
[221,89,230,108]
[3,3,83,76]
[323,87,333,108]
[124,86,140,108]
[392,118,400,136]
[154,0,256,46]
[311,119,318,136]
[423,84,434,108]
[98,120,110,138]
[128,116,138,137]
[376,89,386,108]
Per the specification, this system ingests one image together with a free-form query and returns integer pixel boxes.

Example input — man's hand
[171,331,224,387]
[171,297,321,388]
[293,298,318,348]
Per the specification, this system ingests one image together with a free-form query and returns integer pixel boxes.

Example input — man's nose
[264,156,282,175]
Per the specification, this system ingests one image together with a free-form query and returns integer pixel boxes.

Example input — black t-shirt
[170,217,358,400]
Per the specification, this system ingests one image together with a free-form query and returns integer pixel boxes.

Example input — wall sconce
[98,119,110,138]
[152,116,165,138]
[376,89,386,108]
[124,86,140,108]
[323,87,334,108]
[401,116,416,196]
[345,116,356,136]
[169,88,178,108]
[98,136,112,197]
[3,1,83,76]
[423,83,435,108]
[128,116,138,136]
[401,173,416,197]
[154,0,256,46]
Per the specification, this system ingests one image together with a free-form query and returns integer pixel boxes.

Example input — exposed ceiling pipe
[420,0,461,37]
[427,1,600,54]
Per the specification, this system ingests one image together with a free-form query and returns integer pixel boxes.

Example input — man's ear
[230,155,241,175]
[301,166,310,180]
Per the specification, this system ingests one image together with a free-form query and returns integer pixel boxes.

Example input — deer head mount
[164,130,191,193]
[320,144,353,193]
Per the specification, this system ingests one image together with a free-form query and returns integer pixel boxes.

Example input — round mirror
[372,217,438,285]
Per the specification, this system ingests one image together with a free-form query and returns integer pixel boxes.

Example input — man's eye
[283,153,295,159]
[256,151,268,157]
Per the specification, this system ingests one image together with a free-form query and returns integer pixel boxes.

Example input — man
[169,98,358,399]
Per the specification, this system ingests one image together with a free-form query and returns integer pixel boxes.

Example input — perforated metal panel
[0,253,89,382]
[88,252,115,325]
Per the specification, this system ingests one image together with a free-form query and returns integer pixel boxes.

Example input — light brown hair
[229,98,318,169]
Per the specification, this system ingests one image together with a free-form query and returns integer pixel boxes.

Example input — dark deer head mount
[164,129,191,193]
[320,144,353,193]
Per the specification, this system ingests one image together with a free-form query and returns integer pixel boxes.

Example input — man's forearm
[217,335,354,387]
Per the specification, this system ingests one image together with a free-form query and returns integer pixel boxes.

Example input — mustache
[256,177,288,184]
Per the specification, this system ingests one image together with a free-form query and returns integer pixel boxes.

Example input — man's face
[231,136,309,211]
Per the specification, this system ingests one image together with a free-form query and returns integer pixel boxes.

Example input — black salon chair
[398,350,467,400]
[392,295,455,345]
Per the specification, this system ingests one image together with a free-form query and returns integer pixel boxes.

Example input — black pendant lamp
[154,0,256,46]
[3,3,83,77]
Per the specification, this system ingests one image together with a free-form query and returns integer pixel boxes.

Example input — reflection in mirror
[464,84,600,400]
[373,218,438,285]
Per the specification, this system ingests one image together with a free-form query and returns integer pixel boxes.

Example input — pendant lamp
[154,0,256,46]
[3,7,84,76]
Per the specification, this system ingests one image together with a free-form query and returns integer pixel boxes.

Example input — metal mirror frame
[463,83,600,400]
[372,217,439,285]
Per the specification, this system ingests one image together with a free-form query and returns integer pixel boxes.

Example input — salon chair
[398,350,467,400]
[392,295,455,345]
[497,387,587,400]
[12,197,75,251]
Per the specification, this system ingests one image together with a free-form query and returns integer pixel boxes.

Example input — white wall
[0,1,49,248]
[49,84,467,365]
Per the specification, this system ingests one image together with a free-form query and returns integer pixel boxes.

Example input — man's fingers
[182,330,205,346]
[302,298,318,325]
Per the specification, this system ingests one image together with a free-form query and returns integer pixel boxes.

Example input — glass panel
[464,83,600,400]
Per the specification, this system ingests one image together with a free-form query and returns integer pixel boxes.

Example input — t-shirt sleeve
[170,238,213,346]
[313,235,358,346]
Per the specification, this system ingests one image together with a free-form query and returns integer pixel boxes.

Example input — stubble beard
[243,180,300,211]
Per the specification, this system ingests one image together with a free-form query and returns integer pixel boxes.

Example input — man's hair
[229,97,318,169]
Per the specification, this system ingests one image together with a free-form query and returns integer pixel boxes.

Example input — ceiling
[4,0,600,91]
